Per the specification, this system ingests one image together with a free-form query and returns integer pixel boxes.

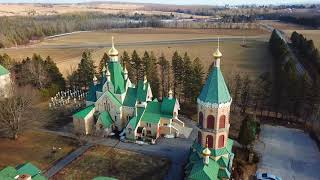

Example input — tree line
[269,29,320,121]
[279,15,320,28]
[0,53,65,98]
[290,31,320,81]
[0,12,171,48]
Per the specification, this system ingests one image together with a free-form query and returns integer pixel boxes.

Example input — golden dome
[202,147,211,156]
[108,36,119,56]
[213,48,222,58]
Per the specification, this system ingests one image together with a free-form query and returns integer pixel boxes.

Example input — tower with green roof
[185,39,234,180]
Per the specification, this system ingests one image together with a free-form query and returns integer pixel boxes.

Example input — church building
[185,42,234,180]
[73,37,184,142]
[0,64,11,99]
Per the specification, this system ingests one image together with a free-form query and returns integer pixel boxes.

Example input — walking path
[44,143,93,178]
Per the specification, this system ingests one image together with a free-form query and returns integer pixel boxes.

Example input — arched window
[207,115,215,129]
[207,135,213,148]
[199,112,204,128]
[219,115,226,129]
[218,135,225,148]
[198,131,202,144]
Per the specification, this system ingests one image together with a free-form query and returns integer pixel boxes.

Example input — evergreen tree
[44,56,65,90]
[77,51,96,89]
[98,53,110,74]
[158,53,170,97]
[238,115,257,147]
[190,57,204,103]
[182,52,193,102]
[146,52,160,98]
[121,51,134,81]
[171,51,184,98]
[131,50,142,84]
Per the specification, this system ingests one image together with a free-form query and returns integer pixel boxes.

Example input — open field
[0,130,77,171]
[0,3,206,18]
[53,145,170,180]
[284,30,320,49]
[259,20,309,31]
[0,28,272,78]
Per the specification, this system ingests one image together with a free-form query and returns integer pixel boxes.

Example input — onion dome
[213,37,222,58]
[108,36,119,56]
[202,140,211,156]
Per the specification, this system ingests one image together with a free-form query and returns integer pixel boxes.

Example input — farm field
[53,145,170,180]
[0,28,272,78]
[258,20,308,31]
[284,30,320,49]
[0,130,77,171]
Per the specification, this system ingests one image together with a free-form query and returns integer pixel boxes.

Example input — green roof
[212,138,233,157]
[0,64,9,76]
[99,111,113,128]
[198,67,231,104]
[128,107,145,130]
[218,168,231,179]
[93,176,118,180]
[188,159,220,180]
[137,80,149,102]
[141,101,161,124]
[16,162,41,177]
[73,105,95,119]
[87,84,99,102]
[161,97,176,116]
[0,166,17,179]
[108,62,125,94]
[32,174,47,180]
[217,156,229,168]
[123,87,137,107]
[106,91,122,107]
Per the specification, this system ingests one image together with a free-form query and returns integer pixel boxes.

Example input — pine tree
[44,56,65,90]
[98,53,110,74]
[238,115,257,147]
[158,53,170,97]
[77,51,96,89]
[131,50,142,84]
[182,52,193,102]
[171,51,183,98]
[121,51,134,81]
[190,57,204,103]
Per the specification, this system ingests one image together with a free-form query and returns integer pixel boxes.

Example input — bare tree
[0,85,40,140]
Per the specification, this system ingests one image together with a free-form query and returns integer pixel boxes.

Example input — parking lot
[254,124,320,180]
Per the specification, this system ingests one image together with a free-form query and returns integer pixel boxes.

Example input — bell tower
[196,38,232,153]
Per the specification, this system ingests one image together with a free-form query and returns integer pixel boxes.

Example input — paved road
[254,125,320,180]
[44,143,93,178]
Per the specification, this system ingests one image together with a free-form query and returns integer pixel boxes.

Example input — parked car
[256,172,282,180]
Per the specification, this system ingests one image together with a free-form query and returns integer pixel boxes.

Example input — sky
[0,0,318,5]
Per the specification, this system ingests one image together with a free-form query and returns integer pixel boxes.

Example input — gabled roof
[106,91,121,108]
[141,101,161,124]
[217,156,229,168]
[161,97,176,117]
[123,87,137,107]
[108,62,125,94]
[73,105,95,119]
[188,159,220,180]
[128,107,145,130]
[137,80,149,102]
[16,162,41,177]
[198,67,231,104]
[0,64,9,76]
[218,168,231,179]
[99,111,113,128]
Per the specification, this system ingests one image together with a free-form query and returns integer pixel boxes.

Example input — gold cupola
[108,36,119,57]
[213,37,222,59]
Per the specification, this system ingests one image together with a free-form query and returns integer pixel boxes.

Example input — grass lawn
[53,145,170,180]
[0,130,77,171]
[0,28,271,77]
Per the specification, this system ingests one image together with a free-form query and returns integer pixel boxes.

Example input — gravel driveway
[254,124,320,180]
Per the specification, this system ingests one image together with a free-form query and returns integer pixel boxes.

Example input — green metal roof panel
[198,67,231,104]
[99,111,113,128]
[0,166,17,178]
[108,62,125,94]
[188,159,219,180]
[137,80,149,102]
[218,168,231,179]
[86,84,98,102]
[123,87,137,107]
[0,64,9,76]
[161,98,176,116]
[16,162,41,177]
[128,107,146,130]
[32,174,47,180]
[217,157,229,168]
[73,105,95,119]
[106,91,122,107]
[141,101,161,124]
